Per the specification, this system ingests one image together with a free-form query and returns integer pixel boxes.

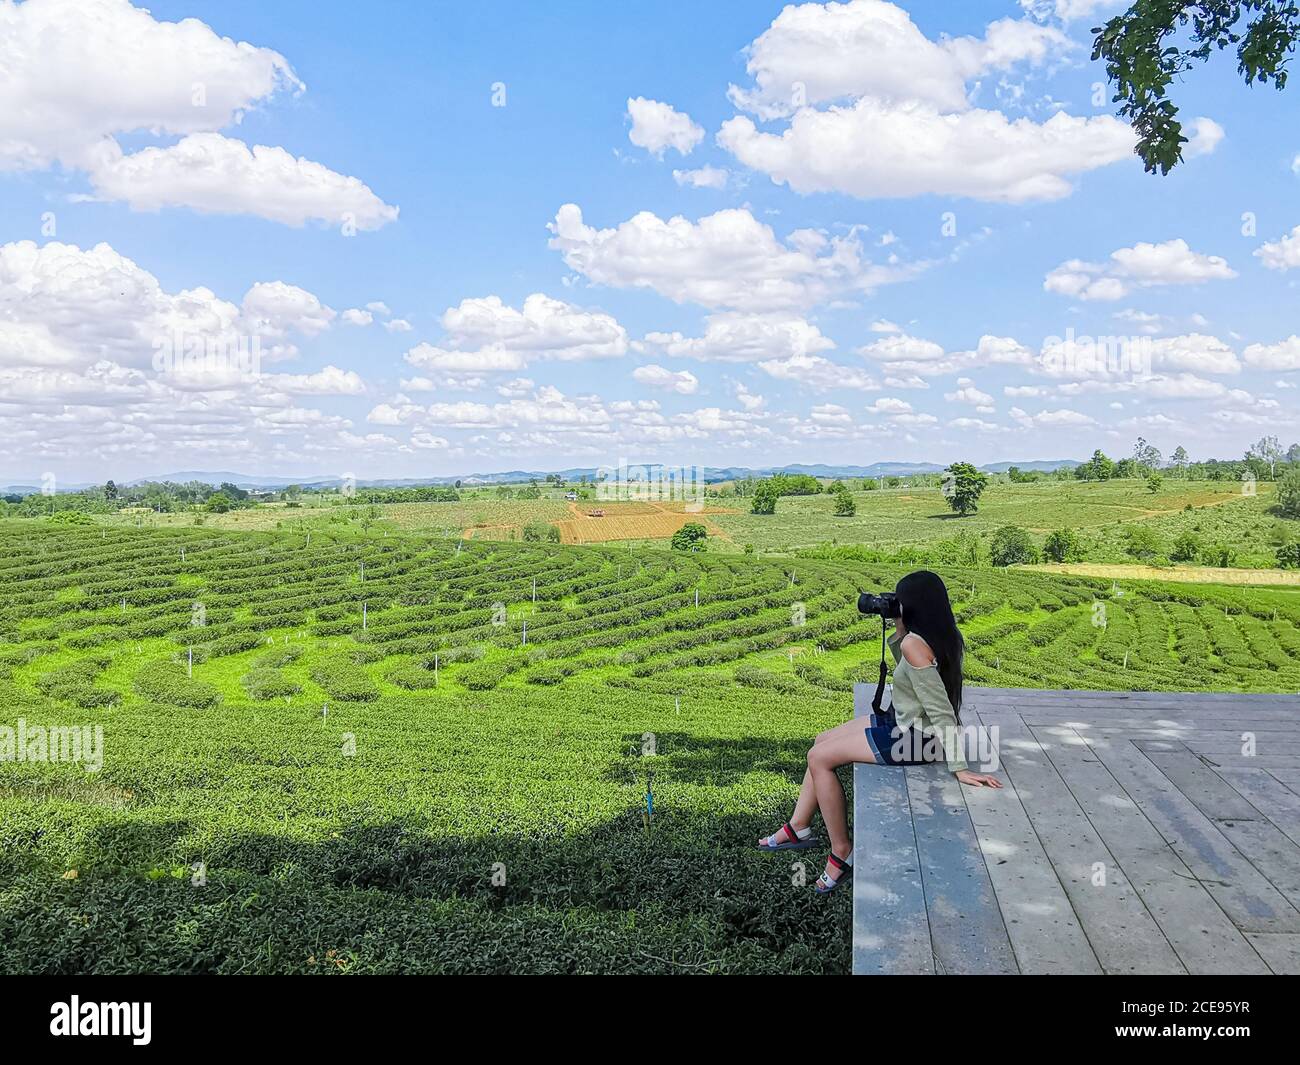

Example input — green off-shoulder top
[887,630,968,774]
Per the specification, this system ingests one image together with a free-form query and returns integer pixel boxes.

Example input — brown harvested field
[556,501,737,544]
[1017,562,1300,587]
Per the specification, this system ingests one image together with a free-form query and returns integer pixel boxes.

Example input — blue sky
[0,0,1297,483]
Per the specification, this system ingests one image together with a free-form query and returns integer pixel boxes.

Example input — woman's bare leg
[761,719,873,844]
[806,731,876,876]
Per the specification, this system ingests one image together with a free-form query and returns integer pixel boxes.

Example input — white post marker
[434,653,439,686]
[675,695,680,714]
[363,601,368,630]
[522,619,527,646]
[695,588,699,607]
[533,577,537,603]
[188,646,193,677]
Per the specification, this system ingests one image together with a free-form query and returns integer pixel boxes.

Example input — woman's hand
[955,769,1002,789]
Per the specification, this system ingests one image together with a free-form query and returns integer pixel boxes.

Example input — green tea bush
[311,660,379,701]
[133,660,222,709]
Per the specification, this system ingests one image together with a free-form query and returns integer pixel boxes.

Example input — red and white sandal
[815,851,853,894]
[757,822,821,851]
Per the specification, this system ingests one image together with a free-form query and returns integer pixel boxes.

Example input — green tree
[1248,434,1285,477]
[104,480,118,501]
[989,525,1039,567]
[1043,528,1081,562]
[670,522,708,551]
[944,462,989,517]
[1169,444,1190,475]
[1276,542,1300,568]
[1124,524,1166,560]
[1276,466,1300,517]
[1147,472,1164,493]
[1077,450,1116,481]
[1093,1,1300,175]
[1202,543,1238,567]
[751,479,779,515]
[206,492,233,513]
[1134,436,1163,469]
[1172,530,1201,561]
[832,486,856,516]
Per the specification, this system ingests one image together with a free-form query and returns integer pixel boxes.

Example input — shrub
[1201,544,1237,567]
[49,510,93,525]
[1042,528,1080,563]
[242,668,301,700]
[133,661,221,709]
[522,521,560,543]
[750,480,778,515]
[1277,543,1300,569]
[1123,525,1165,561]
[1278,467,1300,519]
[989,525,1038,567]
[1171,531,1200,562]
[387,661,440,690]
[670,523,708,552]
[832,488,856,517]
[35,657,117,708]
[311,660,379,701]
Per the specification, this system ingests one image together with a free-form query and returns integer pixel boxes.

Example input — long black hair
[895,570,964,720]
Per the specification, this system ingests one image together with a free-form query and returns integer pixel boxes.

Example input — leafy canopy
[1093,1,1299,174]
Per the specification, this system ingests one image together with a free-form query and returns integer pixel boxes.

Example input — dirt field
[1018,562,1300,587]
[555,501,736,544]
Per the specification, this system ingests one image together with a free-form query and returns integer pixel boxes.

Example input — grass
[1,521,1297,974]
[85,480,1296,571]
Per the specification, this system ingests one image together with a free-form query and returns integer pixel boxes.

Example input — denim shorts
[864,707,945,767]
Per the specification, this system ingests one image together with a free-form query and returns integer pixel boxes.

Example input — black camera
[857,591,901,619]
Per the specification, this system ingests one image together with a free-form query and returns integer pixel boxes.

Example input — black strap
[871,623,888,713]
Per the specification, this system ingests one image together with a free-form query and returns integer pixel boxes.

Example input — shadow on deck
[851,684,1300,975]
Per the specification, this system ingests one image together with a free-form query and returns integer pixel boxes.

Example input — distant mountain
[126,471,336,489]
[980,459,1081,473]
[5,458,1084,496]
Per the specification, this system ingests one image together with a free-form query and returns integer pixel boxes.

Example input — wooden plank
[1183,753,1300,770]
[987,714,1183,973]
[851,685,932,975]
[1268,768,1300,791]
[962,715,1121,973]
[969,688,1300,707]
[1135,744,1262,822]
[1136,746,1300,915]
[1030,725,1269,973]
[1216,768,1300,847]
[906,766,1018,974]
[963,773,1101,973]
[1018,717,1300,733]
[1245,933,1300,975]
[1077,728,1300,739]
[1208,817,1300,915]
[1081,734,1300,934]
[986,707,1300,723]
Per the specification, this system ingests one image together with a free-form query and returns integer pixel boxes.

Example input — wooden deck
[851,685,1300,975]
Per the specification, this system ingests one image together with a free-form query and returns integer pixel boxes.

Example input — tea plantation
[2,523,1298,973]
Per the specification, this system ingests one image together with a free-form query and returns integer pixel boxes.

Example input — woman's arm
[900,635,999,787]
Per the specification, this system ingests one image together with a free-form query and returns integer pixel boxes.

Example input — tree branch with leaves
[1093,0,1299,173]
